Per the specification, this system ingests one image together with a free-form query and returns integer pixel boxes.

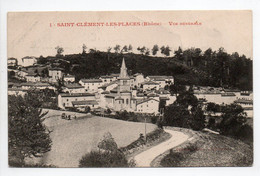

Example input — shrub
[79,150,129,167]
[151,116,157,124]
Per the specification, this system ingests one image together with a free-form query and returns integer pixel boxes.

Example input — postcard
[7,11,253,168]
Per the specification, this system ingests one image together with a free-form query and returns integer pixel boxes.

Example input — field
[27,109,157,167]
[157,127,253,167]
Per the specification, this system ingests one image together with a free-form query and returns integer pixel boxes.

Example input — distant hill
[36,49,253,90]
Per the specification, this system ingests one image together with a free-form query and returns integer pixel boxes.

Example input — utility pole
[144,117,147,143]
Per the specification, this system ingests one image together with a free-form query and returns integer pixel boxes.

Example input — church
[102,58,137,112]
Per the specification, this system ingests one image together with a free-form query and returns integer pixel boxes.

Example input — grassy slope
[155,127,253,167]
[27,109,157,167]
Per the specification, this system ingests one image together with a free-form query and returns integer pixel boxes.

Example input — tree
[152,45,159,55]
[107,47,112,53]
[98,132,118,152]
[121,45,128,53]
[8,93,52,166]
[145,48,150,56]
[163,91,205,130]
[128,44,133,52]
[114,45,120,53]
[163,46,171,56]
[160,46,166,54]
[55,46,64,57]
[79,132,133,167]
[218,103,247,136]
[82,44,87,54]
[137,46,146,55]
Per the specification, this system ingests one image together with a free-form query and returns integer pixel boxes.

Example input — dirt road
[134,129,189,167]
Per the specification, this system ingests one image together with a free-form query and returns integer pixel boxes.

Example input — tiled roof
[64,83,84,89]
[98,80,117,88]
[137,98,159,105]
[60,93,95,97]
[147,75,173,81]
[141,81,159,85]
[72,100,98,106]
[80,79,102,83]
[100,75,114,79]
[49,67,64,71]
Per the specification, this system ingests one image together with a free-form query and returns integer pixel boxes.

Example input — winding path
[134,129,189,167]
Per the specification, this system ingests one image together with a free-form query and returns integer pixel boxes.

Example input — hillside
[153,127,253,167]
[26,109,157,167]
[36,48,252,90]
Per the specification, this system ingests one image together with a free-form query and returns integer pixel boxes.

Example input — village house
[17,69,29,79]
[20,82,35,90]
[58,93,97,109]
[63,83,86,94]
[20,56,37,67]
[136,98,159,114]
[146,75,174,89]
[141,80,160,90]
[8,58,18,67]
[25,74,41,82]
[63,74,75,83]
[100,75,115,84]
[34,82,56,90]
[133,73,145,87]
[98,80,118,92]
[8,88,27,96]
[79,79,103,92]
[48,68,64,82]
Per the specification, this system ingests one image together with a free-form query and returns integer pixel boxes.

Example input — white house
[58,93,97,109]
[79,79,103,92]
[48,68,64,82]
[63,74,75,83]
[25,74,41,82]
[146,75,174,89]
[8,58,17,67]
[133,73,145,87]
[141,80,160,90]
[100,75,116,84]
[17,70,29,79]
[20,56,37,67]
[98,80,118,92]
[63,83,86,93]
[8,88,27,96]
[34,82,56,90]
[136,98,159,114]
[20,82,36,90]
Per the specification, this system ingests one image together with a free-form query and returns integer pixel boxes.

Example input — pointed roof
[119,58,129,78]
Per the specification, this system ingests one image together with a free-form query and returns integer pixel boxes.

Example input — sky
[7,11,252,63]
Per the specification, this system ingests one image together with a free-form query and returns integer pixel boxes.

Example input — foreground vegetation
[159,128,253,167]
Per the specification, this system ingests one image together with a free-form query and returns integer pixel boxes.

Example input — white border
[1,0,260,176]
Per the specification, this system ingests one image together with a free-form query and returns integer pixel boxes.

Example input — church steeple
[119,58,129,78]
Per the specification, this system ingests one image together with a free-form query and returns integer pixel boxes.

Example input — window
[119,101,121,104]
[147,105,148,107]
[126,99,129,104]
[67,99,69,101]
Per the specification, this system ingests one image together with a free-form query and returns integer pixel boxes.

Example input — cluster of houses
[8,56,253,117]
[58,58,175,114]
[8,56,175,114]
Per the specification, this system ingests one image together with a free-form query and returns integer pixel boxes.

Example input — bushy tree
[152,44,159,55]
[79,132,133,167]
[163,91,205,130]
[55,46,64,57]
[8,94,52,166]
[218,103,247,136]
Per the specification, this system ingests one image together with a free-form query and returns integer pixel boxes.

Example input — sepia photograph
[6,10,253,168]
